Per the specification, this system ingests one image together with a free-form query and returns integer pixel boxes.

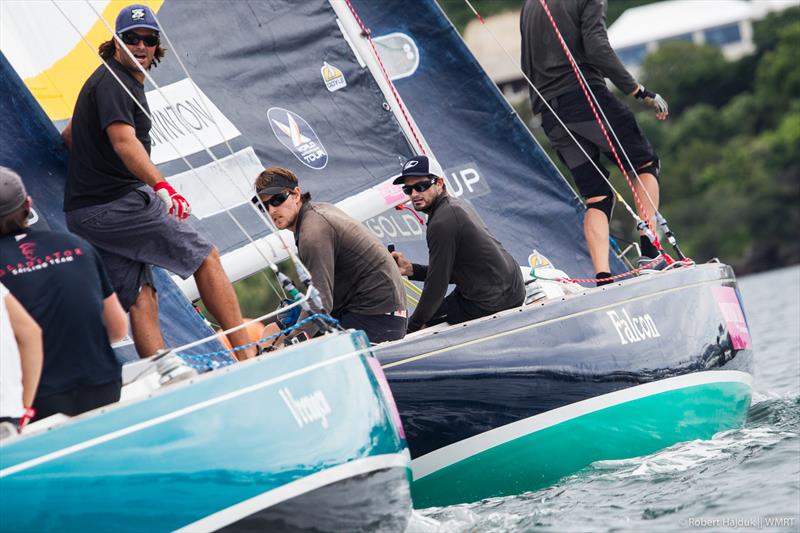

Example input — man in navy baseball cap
[115,4,160,34]
[391,154,444,185]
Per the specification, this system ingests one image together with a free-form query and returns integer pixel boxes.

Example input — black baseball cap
[391,155,444,185]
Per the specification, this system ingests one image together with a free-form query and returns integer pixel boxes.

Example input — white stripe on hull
[1,349,365,478]
[174,452,410,532]
[412,370,753,480]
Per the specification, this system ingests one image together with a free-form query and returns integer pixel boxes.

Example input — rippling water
[409,266,800,533]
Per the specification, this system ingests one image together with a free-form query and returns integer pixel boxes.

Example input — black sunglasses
[119,31,160,47]
[253,191,292,213]
[402,177,437,196]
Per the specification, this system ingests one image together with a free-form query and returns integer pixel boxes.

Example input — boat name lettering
[606,309,661,344]
[279,387,332,429]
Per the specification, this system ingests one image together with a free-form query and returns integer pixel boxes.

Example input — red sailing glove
[18,406,35,432]
[154,181,191,220]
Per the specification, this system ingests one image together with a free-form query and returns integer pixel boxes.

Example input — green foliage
[640,43,730,114]
[611,12,800,272]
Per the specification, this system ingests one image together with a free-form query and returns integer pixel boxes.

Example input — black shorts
[427,288,494,327]
[541,85,657,199]
[33,380,122,421]
[339,311,407,344]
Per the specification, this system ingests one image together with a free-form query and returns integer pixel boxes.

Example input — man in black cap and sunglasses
[253,167,407,344]
[391,155,524,333]
[60,4,255,360]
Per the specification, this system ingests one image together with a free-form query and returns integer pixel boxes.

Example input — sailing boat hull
[376,263,753,507]
[0,331,411,532]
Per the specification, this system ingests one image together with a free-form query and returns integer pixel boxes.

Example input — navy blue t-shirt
[0,229,121,397]
[64,58,152,211]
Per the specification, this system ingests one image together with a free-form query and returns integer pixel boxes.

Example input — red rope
[395,202,426,225]
[535,0,664,256]
[557,257,694,285]
[342,0,427,155]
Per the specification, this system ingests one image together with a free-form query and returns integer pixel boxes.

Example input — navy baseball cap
[116,4,160,34]
[391,155,444,185]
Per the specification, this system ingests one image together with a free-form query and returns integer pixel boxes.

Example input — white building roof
[608,0,757,49]
[462,10,522,84]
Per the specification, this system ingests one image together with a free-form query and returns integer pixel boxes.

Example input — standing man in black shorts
[390,156,524,332]
[521,0,669,285]
[61,4,255,359]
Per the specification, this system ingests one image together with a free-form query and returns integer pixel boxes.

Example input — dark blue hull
[374,264,754,505]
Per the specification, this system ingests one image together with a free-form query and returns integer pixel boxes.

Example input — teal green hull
[411,380,752,508]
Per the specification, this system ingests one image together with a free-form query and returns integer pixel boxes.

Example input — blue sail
[352,0,626,278]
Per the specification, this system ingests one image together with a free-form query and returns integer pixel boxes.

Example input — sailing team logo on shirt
[321,62,347,92]
[0,246,84,279]
[267,107,328,170]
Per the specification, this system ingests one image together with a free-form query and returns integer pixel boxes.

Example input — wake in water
[410,392,800,533]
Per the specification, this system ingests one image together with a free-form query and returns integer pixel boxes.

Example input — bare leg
[584,195,611,274]
[259,323,285,353]
[194,248,256,361]
[130,284,165,357]
[634,170,660,229]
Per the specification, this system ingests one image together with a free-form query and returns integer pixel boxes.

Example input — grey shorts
[66,186,213,310]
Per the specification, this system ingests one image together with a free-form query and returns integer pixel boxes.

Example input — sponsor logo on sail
[146,78,243,165]
[267,107,328,170]
[607,308,661,344]
[321,61,347,92]
[279,387,332,429]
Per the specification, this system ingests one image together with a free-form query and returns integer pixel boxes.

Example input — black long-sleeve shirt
[520,0,638,113]
[408,195,524,331]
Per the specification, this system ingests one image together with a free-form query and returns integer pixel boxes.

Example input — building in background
[462,0,796,105]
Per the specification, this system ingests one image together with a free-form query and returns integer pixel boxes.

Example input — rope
[551,257,695,285]
[342,0,427,155]
[394,202,425,225]
[177,313,341,370]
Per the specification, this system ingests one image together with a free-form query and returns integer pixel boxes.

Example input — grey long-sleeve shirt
[294,202,405,318]
[520,0,638,112]
[408,195,524,331]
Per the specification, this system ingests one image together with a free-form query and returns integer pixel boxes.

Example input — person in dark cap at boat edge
[390,155,525,333]
[521,0,669,286]
[60,4,255,360]
[253,167,407,344]
[0,166,128,421]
